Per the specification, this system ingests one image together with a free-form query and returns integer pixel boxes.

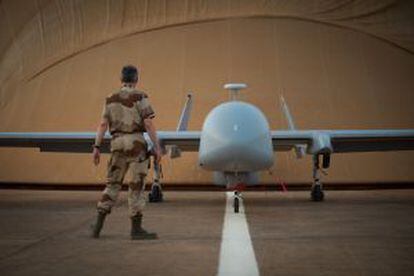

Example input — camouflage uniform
[97,86,155,217]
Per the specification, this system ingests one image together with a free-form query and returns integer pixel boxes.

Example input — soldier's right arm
[138,93,161,163]
[144,118,162,164]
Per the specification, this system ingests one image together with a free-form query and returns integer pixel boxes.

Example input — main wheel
[149,184,163,203]
[311,185,324,202]
[234,197,239,213]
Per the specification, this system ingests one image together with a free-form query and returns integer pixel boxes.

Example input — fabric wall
[0,0,413,185]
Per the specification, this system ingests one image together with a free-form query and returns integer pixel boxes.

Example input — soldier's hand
[93,148,100,166]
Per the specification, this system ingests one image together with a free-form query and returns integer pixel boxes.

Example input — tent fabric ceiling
[0,0,413,184]
[1,0,413,85]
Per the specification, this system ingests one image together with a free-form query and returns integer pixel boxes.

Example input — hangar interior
[0,0,413,186]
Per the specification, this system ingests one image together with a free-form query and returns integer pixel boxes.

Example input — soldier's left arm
[93,115,109,166]
[95,117,109,147]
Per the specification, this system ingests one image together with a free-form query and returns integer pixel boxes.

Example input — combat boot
[130,213,158,240]
[91,210,107,238]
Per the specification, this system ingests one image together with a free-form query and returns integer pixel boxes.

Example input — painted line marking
[217,192,260,276]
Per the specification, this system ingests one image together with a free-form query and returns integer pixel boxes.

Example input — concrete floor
[0,189,413,275]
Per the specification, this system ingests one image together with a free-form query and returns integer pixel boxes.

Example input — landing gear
[311,154,325,202]
[148,161,163,203]
[311,180,324,201]
[233,191,241,213]
[149,181,163,202]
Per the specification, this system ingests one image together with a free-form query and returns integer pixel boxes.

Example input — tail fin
[279,95,305,158]
[176,93,193,131]
[280,95,296,130]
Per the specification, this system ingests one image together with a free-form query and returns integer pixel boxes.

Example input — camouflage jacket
[102,86,155,153]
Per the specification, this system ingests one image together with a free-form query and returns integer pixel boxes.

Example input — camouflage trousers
[97,150,149,217]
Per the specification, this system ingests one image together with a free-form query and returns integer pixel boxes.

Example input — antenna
[224,83,247,100]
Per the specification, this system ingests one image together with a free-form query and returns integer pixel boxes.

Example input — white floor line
[217,192,260,276]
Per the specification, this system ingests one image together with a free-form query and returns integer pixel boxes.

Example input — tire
[234,197,239,213]
[152,185,160,199]
[311,185,324,201]
[149,184,163,202]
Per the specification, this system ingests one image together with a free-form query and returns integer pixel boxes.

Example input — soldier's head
[121,65,139,85]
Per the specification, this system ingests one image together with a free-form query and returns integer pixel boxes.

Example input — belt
[111,131,143,138]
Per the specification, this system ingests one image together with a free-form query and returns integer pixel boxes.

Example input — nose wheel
[233,191,241,213]
[231,184,245,213]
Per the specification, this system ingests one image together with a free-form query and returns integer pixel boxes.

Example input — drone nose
[205,124,272,171]
[199,101,274,171]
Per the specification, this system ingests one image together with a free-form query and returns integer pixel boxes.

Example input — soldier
[91,65,162,239]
